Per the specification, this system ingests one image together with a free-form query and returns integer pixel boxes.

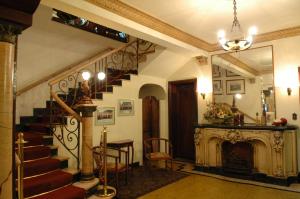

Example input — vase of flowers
[203,102,233,124]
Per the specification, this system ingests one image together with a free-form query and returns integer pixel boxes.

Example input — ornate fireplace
[194,125,298,185]
[222,141,254,175]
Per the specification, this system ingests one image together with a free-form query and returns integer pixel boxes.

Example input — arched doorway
[139,84,166,158]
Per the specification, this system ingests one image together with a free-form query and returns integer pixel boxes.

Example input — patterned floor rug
[108,166,189,199]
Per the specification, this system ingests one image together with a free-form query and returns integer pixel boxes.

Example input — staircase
[18,125,86,198]
[17,39,156,198]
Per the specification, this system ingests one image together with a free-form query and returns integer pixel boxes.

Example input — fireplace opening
[222,141,254,175]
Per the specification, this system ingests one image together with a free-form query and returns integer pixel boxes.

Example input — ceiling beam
[85,0,213,51]
[217,54,259,76]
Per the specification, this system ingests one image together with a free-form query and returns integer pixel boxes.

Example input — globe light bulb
[248,26,257,35]
[97,72,106,80]
[82,71,91,80]
[235,93,242,99]
[217,30,225,38]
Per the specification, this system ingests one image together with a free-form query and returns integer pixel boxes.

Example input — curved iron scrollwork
[49,39,157,169]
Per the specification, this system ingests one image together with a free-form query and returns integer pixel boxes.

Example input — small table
[107,139,134,168]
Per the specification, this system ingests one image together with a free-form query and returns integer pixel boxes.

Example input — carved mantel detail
[273,131,284,152]
[194,126,298,179]
[223,130,246,144]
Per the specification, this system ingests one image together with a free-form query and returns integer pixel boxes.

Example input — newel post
[75,104,97,181]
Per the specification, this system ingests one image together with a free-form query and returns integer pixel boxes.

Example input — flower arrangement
[204,102,233,123]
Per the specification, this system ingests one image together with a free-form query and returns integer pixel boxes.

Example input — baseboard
[194,165,298,186]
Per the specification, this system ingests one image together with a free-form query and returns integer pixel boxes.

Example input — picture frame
[226,70,239,77]
[95,107,115,125]
[226,79,245,95]
[118,99,134,116]
[213,80,223,95]
[212,64,221,78]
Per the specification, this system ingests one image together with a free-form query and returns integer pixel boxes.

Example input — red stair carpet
[19,131,85,199]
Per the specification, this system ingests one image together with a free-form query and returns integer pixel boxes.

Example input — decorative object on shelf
[272,118,288,126]
[226,79,245,95]
[95,107,115,125]
[213,80,223,95]
[266,112,275,125]
[118,99,134,116]
[204,102,233,124]
[217,0,257,51]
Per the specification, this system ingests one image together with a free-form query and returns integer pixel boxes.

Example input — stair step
[29,185,85,199]
[23,146,51,161]
[53,155,70,169]
[23,170,73,198]
[23,123,52,134]
[24,158,61,178]
[19,132,45,146]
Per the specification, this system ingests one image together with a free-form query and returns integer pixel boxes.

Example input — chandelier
[217,0,257,51]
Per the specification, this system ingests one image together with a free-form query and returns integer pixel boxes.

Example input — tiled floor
[139,174,300,199]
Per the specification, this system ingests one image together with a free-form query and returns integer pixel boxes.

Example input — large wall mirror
[211,46,275,123]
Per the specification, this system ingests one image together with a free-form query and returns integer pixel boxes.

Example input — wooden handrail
[16,48,113,96]
[222,103,256,122]
[50,91,82,122]
[48,39,137,86]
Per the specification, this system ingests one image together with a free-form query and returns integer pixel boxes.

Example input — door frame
[168,78,198,159]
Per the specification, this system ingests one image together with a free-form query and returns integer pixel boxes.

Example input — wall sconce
[287,87,292,96]
[197,77,212,100]
[200,93,206,99]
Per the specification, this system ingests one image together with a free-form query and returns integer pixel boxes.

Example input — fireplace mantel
[194,124,298,185]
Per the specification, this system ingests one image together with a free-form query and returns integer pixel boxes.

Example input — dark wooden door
[169,79,197,161]
[142,96,160,141]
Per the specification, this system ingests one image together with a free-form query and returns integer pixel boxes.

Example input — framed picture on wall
[212,64,221,78]
[226,70,239,77]
[95,107,115,125]
[118,99,134,116]
[226,79,245,95]
[213,80,223,95]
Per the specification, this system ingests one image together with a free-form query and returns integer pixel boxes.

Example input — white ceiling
[122,0,300,43]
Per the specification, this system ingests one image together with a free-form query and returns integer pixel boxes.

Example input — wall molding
[86,1,300,53]
[86,0,213,51]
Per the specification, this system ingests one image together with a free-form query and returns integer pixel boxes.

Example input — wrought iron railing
[47,39,156,169]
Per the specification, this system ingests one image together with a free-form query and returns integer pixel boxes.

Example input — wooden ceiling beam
[217,54,259,76]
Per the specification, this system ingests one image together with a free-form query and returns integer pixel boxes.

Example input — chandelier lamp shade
[217,0,257,51]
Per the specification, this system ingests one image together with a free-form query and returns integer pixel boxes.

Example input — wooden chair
[143,138,173,170]
[93,146,129,191]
